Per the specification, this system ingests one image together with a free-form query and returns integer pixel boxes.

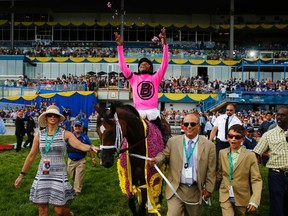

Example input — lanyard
[228,151,233,182]
[183,137,198,163]
[45,127,58,154]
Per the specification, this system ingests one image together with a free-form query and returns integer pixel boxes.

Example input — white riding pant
[138,108,160,121]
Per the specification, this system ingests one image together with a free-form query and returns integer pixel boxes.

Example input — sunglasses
[74,125,82,127]
[183,122,198,127]
[226,109,234,112]
[227,134,242,140]
[46,113,60,118]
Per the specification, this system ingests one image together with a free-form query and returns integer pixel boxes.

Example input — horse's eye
[100,125,106,134]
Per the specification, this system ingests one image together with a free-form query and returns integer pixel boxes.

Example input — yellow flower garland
[117,118,165,215]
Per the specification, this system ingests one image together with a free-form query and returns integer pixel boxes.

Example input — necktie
[188,139,195,183]
[188,139,194,167]
[225,116,229,139]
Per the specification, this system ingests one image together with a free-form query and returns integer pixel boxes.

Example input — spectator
[63,116,72,132]
[257,111,275,136]
[149,113,216,215]
[15,110,26,152]
[204,116,213,139]
[242,118,252,128]
[209,103,242,165]
[242,126,257,150]
[199,113,207,135]
[14,105,99,216]
[0,114,6,134]
[253,106,288,216]
[180,121,185,134]
[79,112,89,135]
[217,124,262,215]
[23,112,36,148]
[67,120,96,195]
[62,107,71,119]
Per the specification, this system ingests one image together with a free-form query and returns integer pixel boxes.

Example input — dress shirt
[214,114,242,142]
[253,126,288,170]
[181,135,198,184]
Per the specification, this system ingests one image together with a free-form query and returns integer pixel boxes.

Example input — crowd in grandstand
[1,41,288,60]
[3,72,288,96]
[161,105,277,142]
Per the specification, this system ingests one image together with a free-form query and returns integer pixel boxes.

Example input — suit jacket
[243,137,257,150]
[15,117,26,136]
[26,116,36,134]
[155,135,216,204]
[217,147,262,206]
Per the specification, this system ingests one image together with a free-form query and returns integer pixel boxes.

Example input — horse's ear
[94,103,101,114]
[110,102,116,115]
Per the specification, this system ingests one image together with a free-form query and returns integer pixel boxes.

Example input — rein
[118,117,149,156]
[128,153,201,206]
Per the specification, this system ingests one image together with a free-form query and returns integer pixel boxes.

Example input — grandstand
[1,0,288,112]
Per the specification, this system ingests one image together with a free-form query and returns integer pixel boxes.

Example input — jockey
[115,27,170,144]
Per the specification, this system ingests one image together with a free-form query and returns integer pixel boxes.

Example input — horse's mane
[124,105,140,118]
[110,102,140,118]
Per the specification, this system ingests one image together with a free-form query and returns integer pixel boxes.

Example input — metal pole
[120,0,124,41]
[10,0,14,49]
[178,30,181,41]
[229,0,234,59]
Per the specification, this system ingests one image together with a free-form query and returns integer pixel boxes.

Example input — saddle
[150,115,171,145]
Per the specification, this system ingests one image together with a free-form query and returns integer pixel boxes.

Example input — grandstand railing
[0,84,87,97]
[167,120,182,134]
[204,91,243,112]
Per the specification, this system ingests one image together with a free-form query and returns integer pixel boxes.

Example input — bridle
[98,111,148,158]
[99,112,123,150]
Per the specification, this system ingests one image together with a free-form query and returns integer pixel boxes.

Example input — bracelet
[90,145,93,151]
[20,171,26,176]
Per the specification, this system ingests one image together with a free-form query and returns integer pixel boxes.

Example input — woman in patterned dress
[14,105,99,216]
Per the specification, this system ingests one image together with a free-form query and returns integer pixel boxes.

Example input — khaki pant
[220,199,247,216]
[167,183,202,216]
[67,157,86,193]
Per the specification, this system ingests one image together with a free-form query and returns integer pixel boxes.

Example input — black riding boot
[152,117,170,145]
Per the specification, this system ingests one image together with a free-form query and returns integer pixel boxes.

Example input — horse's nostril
[103,161,113,168]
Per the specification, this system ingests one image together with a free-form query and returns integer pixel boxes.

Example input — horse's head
[94,103,121,168]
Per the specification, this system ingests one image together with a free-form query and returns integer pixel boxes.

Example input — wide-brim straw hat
[38,105,65,128]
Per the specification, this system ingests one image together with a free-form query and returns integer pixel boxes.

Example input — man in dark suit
[257,111,275,136]
[23,112,36,148]
[15,110,26,152]
[242,125,257,150]
[150,113,216,216]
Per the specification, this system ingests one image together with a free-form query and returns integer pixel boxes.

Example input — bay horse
[94,102,170,216]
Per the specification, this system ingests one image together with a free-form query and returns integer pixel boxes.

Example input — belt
[271,168,288,176]
[181,182,197,187]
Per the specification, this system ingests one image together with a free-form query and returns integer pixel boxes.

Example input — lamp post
[229,0,234,60]
[178,30,182,41]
